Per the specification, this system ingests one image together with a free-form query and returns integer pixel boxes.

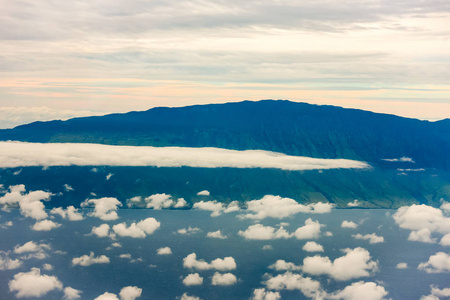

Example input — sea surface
[0,209,448,299]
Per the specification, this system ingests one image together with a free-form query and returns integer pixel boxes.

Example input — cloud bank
[0,141,369,170]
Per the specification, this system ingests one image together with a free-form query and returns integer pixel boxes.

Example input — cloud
[72,252,110,266]
[157,247,172,255]
[183,253,236,271]
[14,241,50,254]
[0,142,370,170]
[302,247,378,281]
[0,251,23,270]
[341,221,358,229]
[239,195,333,220]
[128,193,186,209]
[63,184,74,192]
[50,206,84,221]
[251,288,281,300]
[119,286,142,300]
[95,292,119,300]
[183,273,203,286]
[347,200,360,207]
[32,219,61,231]
[264,271,323,299]
[294,218,323,240]
[440,234,450,246]
[269,260,301,272]
[81,197,122,221]
[329,281,389,300]
[193,200,240,217]
[211,272,237,286]
[303,241,324,252]
[8,268,63,298]
[112,218,160,238]
[352,233,384,244]
[393,204,450,233]
[238,224,291,240]
[382,157,415,163]
[0,185,51,220]
[207,230,227,239]
[180,293,201,300]
[420,285,450,300]
[396,262,408,269]
[408,228,437,243]
[91,224,112,238]
[418,252,450,273]
[64,287,82,300]
[177,227,201,235]
[106,173,114,180]
[14,241,50,259]
[43,264,53,271]
[197,190,210,196]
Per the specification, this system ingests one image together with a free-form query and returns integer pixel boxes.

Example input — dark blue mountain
[1,100,449,208]
[1,100,449,170]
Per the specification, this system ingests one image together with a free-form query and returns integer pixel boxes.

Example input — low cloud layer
[0,142,369,170]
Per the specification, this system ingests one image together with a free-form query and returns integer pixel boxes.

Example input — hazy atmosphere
[1,0,450,128]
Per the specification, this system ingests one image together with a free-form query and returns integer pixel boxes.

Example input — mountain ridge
[1,100,449,170]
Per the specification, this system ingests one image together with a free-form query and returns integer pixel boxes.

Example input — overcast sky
[1,0,449,128]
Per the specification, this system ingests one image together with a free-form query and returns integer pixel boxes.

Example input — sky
[1,0,450,128]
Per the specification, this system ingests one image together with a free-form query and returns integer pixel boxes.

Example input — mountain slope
[1,100,449,170]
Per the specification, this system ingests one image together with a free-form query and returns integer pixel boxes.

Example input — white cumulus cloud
[183,273,203,286]
[269,260,302,271]
[72,252,110,266]
[264,271,324,299]
[177,227,201,235]
[252,288,281,300]
[418,252,450,273]
[197,190,210,196]
[0,185,51,220]
[0,251,23,270]
[341,221,358,229]
[32,219,61,231]
[408,228,437,243]
[112,218,160,238]
[157,247,172,255]
[183,253,236,271]
[302,247,378,281]
[64,287,82,300]
[329,281,389,300]
[303,241,324,252]
[91,224,111,238]
[81,197,122,221]
[239,224,291,240]
[240,195,333,220]
[119,286,142,300]
[180,293,201,300]
[8,268,63,298]
[396,262,408,269]
[207,230,227,239]
[211,272,237,286]
[294,218,323,240]
[0,141,370,170]
[352,233,384,244]
[50,206,84,221]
